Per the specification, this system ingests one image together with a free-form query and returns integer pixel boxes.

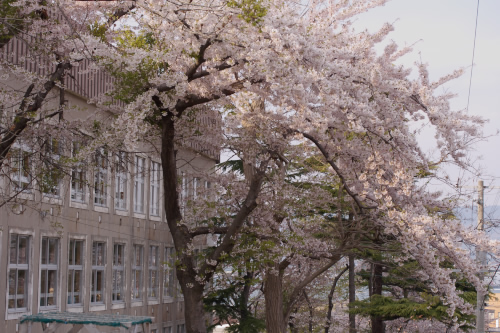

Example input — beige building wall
[0,83,217,332]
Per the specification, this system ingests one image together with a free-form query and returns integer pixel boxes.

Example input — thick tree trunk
[371,262,384,333]
[162,114,208,333]
[182,284,208,333]
[349,254,356,333]
[265,263,287,333]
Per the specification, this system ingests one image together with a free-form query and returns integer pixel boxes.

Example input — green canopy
[20,311,153,329]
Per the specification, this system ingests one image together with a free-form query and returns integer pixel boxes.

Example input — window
[91,241,106,304]
[68,239,84,306]
[148,245,159,299]
[163,247,175,298]
[71,142,86,203]
[150,161,161,216]
[40,138,63,197]
[10,148,31,192]
[8,234,30,312]
[180,171,187,215]
[112,243,125,302]
[94,148,108,206]
[132,245,143,301]
[40,237,59,308]
[163,327,172,333]
[177,324,185,333]
[134,156,145,213]
[115,152,127,210]
[205,180,211,199]
[193,177,200,200]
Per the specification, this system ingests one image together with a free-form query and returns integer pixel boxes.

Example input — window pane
[9,236,17,264]
[8,270,15,298]
[18,236,28,264]
[41,238,47,264]
[48,238,57,264]
[17,269,26,304]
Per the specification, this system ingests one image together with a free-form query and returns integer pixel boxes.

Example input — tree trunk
[349,254,356,333]
[265,263,287,333]
[303,291,313,333]
[162,114,208,333]
[182,284,207,333]
[371,262,384,333]
[325,266,348,333]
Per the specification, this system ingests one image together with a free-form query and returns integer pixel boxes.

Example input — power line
[466,0,480,111]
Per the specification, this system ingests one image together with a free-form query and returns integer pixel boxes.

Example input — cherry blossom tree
[81,0,497,330]
[2,0,499,332]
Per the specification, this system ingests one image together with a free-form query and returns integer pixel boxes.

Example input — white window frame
[148,245,159,301]
[67,239,84,308]
[112,243,125,304]
[115,152,128,211]
[180,171,187,215]
[39,236,59,310]
[131,244,144,302]
[90,241,106,306]
[40,138,63,199]
[7,233,31,315]
[70,142,87,205]
[93,148,108,208]
[10,147,32,193]
[163,247,175,301]
[133,156,145,214]
[150,161,161,217]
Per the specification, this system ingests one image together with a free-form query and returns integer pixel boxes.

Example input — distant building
[486,287,500,332]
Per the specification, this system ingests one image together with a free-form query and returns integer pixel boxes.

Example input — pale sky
[352,0,500,209]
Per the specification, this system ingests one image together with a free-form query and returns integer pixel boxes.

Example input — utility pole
[476,180,486,333]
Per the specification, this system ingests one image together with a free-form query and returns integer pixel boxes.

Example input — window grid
[112,243,125,302]
[8,234,30,312]
[40,237,59,308]
[134,156,145,213]
[94,148,108,207]
[148,245,159,299]
[67,239,84,306]
[177,324,185,333]
[11,148,31,192]
[91,241,106,304]
[150,161,161,216]
[115,152,128,210]
[163,247,175,298]
[41,138,62,197]
[71,142,86,203]
[181,171,187,215]
[132,245,144,301]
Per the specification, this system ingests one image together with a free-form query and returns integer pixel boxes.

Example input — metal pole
[477,180,486,333]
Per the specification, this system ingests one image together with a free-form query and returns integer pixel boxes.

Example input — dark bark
[349,254,356,333]
[371,262,384,333]
[265,263,287,333]
[284,255,342,321]
[240,271,254,322]
[160,110,266,333]
[303,290,313,333]
[325,266,349,333]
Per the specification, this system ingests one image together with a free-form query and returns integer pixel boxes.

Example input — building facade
[0,37,217,333]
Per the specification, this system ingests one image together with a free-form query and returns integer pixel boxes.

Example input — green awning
[20,312,153,329]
